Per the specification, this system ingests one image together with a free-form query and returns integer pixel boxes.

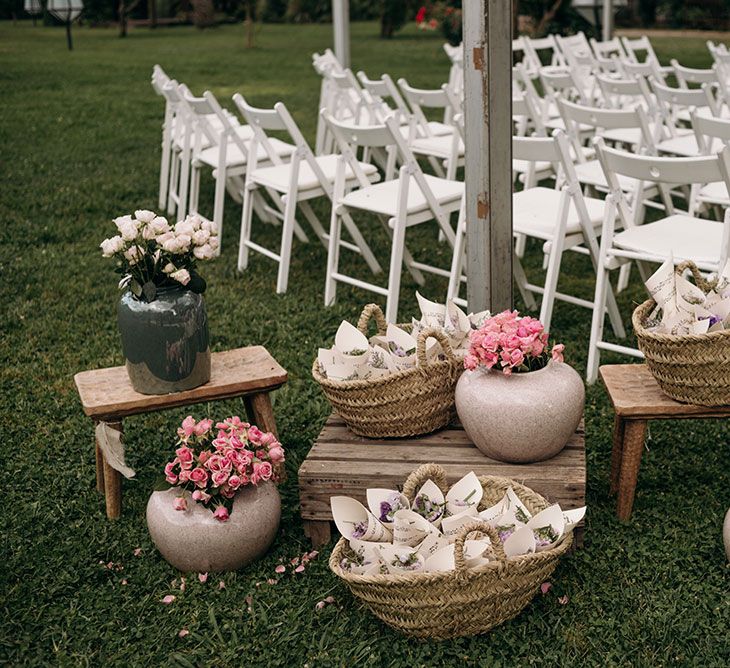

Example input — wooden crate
[299,414,585,548]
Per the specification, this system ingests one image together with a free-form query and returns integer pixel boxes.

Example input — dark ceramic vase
[117,286,211,395]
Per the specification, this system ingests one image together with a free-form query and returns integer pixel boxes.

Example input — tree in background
[379,0,411,38]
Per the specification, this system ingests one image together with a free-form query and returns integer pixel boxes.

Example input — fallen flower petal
[540,582,552,595]
[178,629,189,638]
[308,551,319,560]
[133,548,142,557]
[245,595,253,606]
[266,578,277,585]
[315,601,326,610]
[198,572,208,584]
[324,596,335,604]
[121,579,128,586]
[291,556,299,565]
[275,565,286,574]
[162,595,176,605]
[294,564,305,573]
[218,581,225,590]
[558,595,569,605]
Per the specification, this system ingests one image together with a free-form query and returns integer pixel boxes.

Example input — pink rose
[464,354,478,371]
[198,450,211,464]
[212,506,229,522]
[178,469,190,484]
[194,418,213,437]
[220,486,235,498]
[551,343,565,363]
[177,416,196,439]
[173,497,187,511]
[192,489,211,503]
[211,470,229,487]
[189,467,208,488]
[247,426,263,445]
[268,446,285,464]
[250,471,261,485]
[175,446,194,469]
[164,461,178,484]
[254,461,273,481]
[260,432,276,447]
[227,475,242,491]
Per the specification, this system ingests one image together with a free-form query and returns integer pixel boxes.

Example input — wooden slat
[74,346,287,419]
[299,413,586,546]
[599,364,730,419]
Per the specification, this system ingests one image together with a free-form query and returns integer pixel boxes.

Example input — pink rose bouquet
[162,415,285,521]
[463,310,565,376]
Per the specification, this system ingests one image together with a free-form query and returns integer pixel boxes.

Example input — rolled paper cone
[441,507,479,539]
[424,544,456,572]
[356,365,391,380]
[349,538,384,563]
[378,545,426,574]
[468,309,491,329]
[503,525,537,558]
[331,496,392,543]
[478,499,506,524]
[464,539,493,568]
[392,509,435,547]
[361,561,388,576]
[415,531,448,558]
[334,320,370,355]
[416,291,446,326]
[366,489,410,526]
[446,471,483,516]
[412,479,446,527]
[527,504,565,551]
[562,506,586,533]
[322,361,358,381]
[505,487,532,523]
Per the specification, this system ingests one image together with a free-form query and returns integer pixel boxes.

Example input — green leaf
[142,281,157,303]
[187,273,207,294]
[152,475,171,492]
[130,280,142,298]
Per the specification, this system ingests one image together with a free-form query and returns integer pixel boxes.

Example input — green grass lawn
[1,20,729,667]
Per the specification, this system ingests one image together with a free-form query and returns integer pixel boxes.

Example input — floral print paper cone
[526,505,566,552]
[412,479,446,528]
[562,506,586,532]
[331,497,392,542]
[392,509,437,547]
[366,489,410,527]
[445,471,483,516]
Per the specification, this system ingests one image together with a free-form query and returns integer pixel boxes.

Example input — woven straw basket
[633,260,730,406]
[312,304,462,438]
[329,464,573,639]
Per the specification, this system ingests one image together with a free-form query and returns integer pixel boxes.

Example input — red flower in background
[416,6,427,24]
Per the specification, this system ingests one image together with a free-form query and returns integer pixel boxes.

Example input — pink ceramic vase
[455,360,585,463]
[147,483,281,572]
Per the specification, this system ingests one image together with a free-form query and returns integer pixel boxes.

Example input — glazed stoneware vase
[146,484,281,572]
[455,360,585,463]
[117,286,211,395]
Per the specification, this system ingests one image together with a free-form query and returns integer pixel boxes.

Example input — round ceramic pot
[724,508,730,562]
[117,286,210,395]
[455,361,585,463]
[147,484,281,572]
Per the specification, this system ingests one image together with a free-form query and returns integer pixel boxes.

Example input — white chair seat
[601,122,665,146]
[410,134,462,159]
[172,121,253,150]
[196,137,295,168]
[250,155,379,193]
[573,160,643,192]
[613,215,723,265]
[656,134,700,157]
[341,174,464,217]
[513,159,553,174]
[513,187,605,237]
[545,117,594,133]
[698,181,730,204]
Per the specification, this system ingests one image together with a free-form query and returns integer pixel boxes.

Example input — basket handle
[453,521,507,578]
[416,328,457,367]
[402,463,449,501]
[675,260,715,293]
[356,303,388,337]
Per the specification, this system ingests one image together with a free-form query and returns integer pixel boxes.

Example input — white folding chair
[590,37,628,67]
[523,34,566,75]
[689,111,730,216]
[151,65,176,212]
[233,94,381,293]
[448,130,624,338]
[586,139,730,382]
[650,79,719,156]
[322,112,464,323]
[443,42,464,98]
[620,58,668,85]
[621,35,673,76]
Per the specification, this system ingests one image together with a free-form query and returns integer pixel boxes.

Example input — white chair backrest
[591,37,626,60]
[179,84,222,152]
[523,35,565,71]
[707,40,728,58]
[595,73,654,112]
[650,78,718,118]
[151,64,171,95]
[540,66,590,105]
[312,49,344,76]
[621,58,666,83]
[622,35,662,67]
[356,71,410,124]
[229,93,287,166]
[671,60,718,88]
[691,110,730,154]
[398,78,450,136]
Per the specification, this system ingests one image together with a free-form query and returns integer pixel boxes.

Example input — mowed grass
[1,20,729,667]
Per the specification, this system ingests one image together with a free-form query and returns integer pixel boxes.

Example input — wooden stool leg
[245,392,278,438]
[616,419,647,521]
[609,415,626,495]
[94,421,105,494]
[101,420,123,519]
[303,520,332,549]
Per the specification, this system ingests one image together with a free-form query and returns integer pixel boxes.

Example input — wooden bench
[600,364,730,521]
[74,346,287,519]
[299,414,586,548]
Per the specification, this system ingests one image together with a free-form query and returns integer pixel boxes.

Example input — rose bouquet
[464,310,565,376]
[100,210,219,302]
[162,415,285,522]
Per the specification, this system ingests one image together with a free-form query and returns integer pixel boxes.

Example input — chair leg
[341,212,383,275]
[587,260,610,384]
[447,220,466,303]
[515,233,527,258]
[513,254,538,311]
[238,183,256,272]
[212,168,227,256]
[299,201,328,246]
[617,262,632,293]
[159,133,171,212]
[325,210,343,307]
[276,193,298,294]
[167,151,180,216]
[385,217,408,324]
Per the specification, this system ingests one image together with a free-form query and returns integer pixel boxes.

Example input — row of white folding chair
[323,112,464,323]
[447,129,625,342]
[586,140,730,383]
[234,94,382,293]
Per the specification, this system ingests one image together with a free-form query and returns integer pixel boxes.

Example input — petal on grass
[540,582,552,595]
[162,595,176,605]
[178,629,189,638]
[198,572,208,583]
[294,564,305,573]
[133,548,142,557]
[558,595,569,605]
[275,565,286,574]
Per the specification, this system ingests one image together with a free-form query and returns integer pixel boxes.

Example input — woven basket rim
[329,473,574,586]
[632,298,730,345]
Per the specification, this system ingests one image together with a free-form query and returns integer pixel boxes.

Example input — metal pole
[602,0,614,42]
[463,0,513,313]
[332,0,350,68]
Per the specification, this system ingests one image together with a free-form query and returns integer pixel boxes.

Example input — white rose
[170,268,191,285]
[100,235,125,257]
[186,214,203,230]
[113,214,134,231]
[208,235,220,251]
[174,220,195,236]
[134,210,156,223]
[201,220,213,233]
[192,229,210,246]
[175,234,192,252]
[162,237,180,253]
[156,231,174,245]
[193,244,214,260]
[163,263,176,274]
[123,246,140,265]
[142,224,157,241]
[118,221,139,242]
[151,216,170,235]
